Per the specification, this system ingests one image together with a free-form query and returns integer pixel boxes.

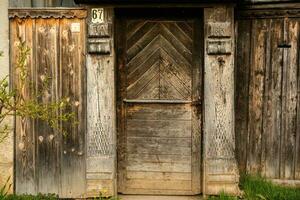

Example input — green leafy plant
[0,39,75,143]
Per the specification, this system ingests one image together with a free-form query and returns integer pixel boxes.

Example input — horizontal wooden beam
[8,8,87,19]
[75,0,236,5]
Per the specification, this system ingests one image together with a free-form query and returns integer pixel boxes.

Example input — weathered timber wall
[204,5,240,195]
[0,0,13,193]
[86,7,116,197]
[9,0,77,7]
[10,9,87,198]
[236,12,300,182]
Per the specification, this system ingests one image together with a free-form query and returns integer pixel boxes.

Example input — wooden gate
[236,9,300,181]
[9,9,86,198]
[116,9,203,195]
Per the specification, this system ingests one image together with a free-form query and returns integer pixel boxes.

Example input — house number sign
[91,8,104,23]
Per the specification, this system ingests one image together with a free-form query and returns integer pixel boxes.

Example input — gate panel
[236,11,300,182]
[10,9,86,198]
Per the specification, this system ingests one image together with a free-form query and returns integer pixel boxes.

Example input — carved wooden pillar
[86,7,116,197]
[203,5,240,195]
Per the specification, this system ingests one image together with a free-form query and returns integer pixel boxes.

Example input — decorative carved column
[86,7,116,197]
[203,5,240,195]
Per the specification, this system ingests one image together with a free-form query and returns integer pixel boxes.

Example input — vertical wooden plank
[296,20,300,180]
[191,18,202,194]
[281,19,298,179]
[61,0,77,7]
[116,17,127,194]
[13,18,36,195]
[9,0,32,7]
[86,8,116,197]
[35,18,60,195]
[60,18,86,198]
[261,19,272,177]
[247,19,267,174]
[235,19,252,173]
[265,19,284,179]
[31,0,45,7]
[203,5,239,195]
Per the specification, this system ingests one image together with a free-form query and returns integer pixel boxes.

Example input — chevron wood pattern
[126,20,194,100]
[117,18,201,195]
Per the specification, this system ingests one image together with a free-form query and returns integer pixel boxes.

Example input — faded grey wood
[235,19,251,172]
[9,0,77,7]
[86,7,116,197]
[59,18,86,198]
[203,5,240,195]
[11,10,86,197]
[117,14,202,195]
[12,18,36,195]
[35,18,60,195]
[236,16,300,182]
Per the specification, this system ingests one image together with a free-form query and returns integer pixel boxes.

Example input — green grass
[240,175,300,200]
[207,191,238,200]
[2,174,300,200]
[209,174,300,200]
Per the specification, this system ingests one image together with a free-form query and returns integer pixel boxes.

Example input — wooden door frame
[114,7,204,195]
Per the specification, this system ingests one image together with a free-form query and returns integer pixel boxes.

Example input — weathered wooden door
[10,9,86,198]
[117,9,203,195]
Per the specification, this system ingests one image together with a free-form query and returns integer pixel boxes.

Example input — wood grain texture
[86,7,116,197]
[11,12,86,197]
[235,19,251,173]
[117,14,202,195]
[35,18,60,195]
[236,17,300,182]
[9,0,77,7]
[13,18,36,195]
[204,5,240,195]
[59,18,86,198]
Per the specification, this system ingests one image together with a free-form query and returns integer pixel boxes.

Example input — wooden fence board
[10,10,86,197]
[236,17,300,181]
[13,18,37,195]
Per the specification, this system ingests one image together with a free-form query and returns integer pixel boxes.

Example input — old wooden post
[203,5,240,195]
[86,7,116,197]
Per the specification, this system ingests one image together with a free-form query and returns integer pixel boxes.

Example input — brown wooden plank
[235,19,252,173]
[127,119,191,131]
[127,21,158,58]
[247,19,267,174]
[59,18,86,198]
[296,20,300,179]
[117,17,128,193]
[127,153,191,164]
[121,188,194,195]
[191,18,202,194]
[126,104,192,121]
[261,19,272,177]
[13,18,36,195]
[127,137,191,147]
[127,143,191,156]
[282,19,298,179]
[126,171,191,180]
[125,179,192,191]
[265,19,284,179]
[35,18,60,195]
